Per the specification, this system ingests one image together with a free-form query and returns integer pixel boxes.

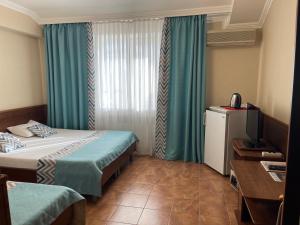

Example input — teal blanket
[8,182,84,225]
[54,131,137,196]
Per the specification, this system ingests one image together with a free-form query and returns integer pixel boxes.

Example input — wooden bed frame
[0,174,83,225]
[0,105,136,188]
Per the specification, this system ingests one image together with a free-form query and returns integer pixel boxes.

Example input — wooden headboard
[0,105,47,132]
[262,113,289,156]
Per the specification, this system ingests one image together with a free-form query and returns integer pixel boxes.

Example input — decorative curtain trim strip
[153,18,171,159]
[86,23,96,130]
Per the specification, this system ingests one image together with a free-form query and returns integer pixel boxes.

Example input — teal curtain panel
[154,15,207,163]
[44,23,94,130]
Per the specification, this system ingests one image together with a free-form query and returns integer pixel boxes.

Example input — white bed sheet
[0,129,103,170]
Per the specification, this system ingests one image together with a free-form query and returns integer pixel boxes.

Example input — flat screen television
[245,103,263,148]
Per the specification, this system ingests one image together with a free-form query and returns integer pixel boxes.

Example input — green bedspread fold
[8,182,84,225]
[54,131,137,196]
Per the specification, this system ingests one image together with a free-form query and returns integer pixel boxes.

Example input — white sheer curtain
[93,19,163,155]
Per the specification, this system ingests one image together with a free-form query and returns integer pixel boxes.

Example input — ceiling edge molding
[38,5,232,24]
[225,22,262,30]
[207,13,229,23]
[222,14,231,28]
[258,0,273,27]
[223,0,273,30]
[0,0,40,23]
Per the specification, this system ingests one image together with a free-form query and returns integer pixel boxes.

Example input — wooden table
[232,139,285,161]
[231,160,285,225]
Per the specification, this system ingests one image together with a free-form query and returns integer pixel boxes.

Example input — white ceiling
[0,0,273,28]
[7,0,233,17]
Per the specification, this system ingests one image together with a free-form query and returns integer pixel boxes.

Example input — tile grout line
[167,191,175,225]
[90,157,236,225]
[136,182,152,225]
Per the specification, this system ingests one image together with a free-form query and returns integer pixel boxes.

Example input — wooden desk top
[233,139,284,161]
[231,160,285,201]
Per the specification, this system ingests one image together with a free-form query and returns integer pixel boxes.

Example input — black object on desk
[268,165,286,171]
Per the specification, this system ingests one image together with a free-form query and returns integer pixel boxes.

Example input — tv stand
[243,140,266,149]
[233,139,284,161]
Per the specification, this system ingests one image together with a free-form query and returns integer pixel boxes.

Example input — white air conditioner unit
[207,29,258,47]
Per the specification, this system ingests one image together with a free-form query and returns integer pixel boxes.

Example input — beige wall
[0,6,44,111]
[206,46,260,106]
[39,37,47,104]
[0,5,42,38]
[256,0,298,124]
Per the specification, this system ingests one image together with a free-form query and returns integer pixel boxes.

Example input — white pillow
[28,120,40,125]
[7,123,34,138]
[7,120,40,138]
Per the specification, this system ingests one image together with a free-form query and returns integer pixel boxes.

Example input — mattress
[0,129,104,169]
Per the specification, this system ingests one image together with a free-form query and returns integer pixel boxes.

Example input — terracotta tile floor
[86,156,238,225]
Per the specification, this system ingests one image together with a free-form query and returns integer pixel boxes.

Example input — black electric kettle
[230,93,242,108]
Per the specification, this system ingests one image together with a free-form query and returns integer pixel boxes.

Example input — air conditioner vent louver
[207,29,257,47]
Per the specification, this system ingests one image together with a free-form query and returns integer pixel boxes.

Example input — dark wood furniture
[0,142,136,185]
[101,142,136,185]
[0,174,85,225]
[233,113,288,161]
[0,175,11,225]
[262,114,289,157]
[233,139,284,161]
[231,160,285,225]
[0,105,47,132]
[0,105,136,191]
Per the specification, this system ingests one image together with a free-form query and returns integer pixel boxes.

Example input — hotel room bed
[0,105,137,197]
[0,174,85,225]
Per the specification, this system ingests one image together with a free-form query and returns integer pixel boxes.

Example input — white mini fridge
[204,106,247,175]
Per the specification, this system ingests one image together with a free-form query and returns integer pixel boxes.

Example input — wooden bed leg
[113,172,118,179]
[0,174,12,225]
[91,196,98,202]
[114,168,121,178]
[113,169,119,179]
[129,154,134,163]
[101,141,137,186]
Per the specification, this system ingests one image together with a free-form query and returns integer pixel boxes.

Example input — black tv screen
[246,103,262,144]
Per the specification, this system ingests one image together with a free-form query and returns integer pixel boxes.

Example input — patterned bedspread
[37,131,104,184]
[7,182,84,225]
[37,130,137,197]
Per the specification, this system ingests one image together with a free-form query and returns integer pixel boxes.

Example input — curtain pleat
[44,23,89,129]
